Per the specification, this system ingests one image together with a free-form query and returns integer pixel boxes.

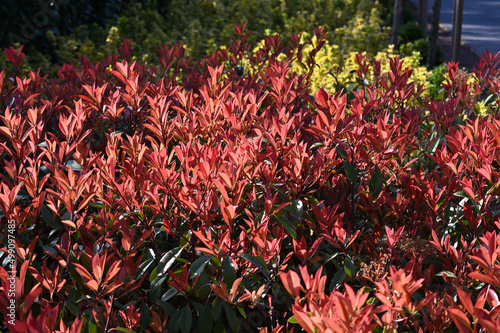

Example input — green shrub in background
[426,63,447,99]
[0,0,139,59]
[2,0,393,77]
[331,0,390,57]
[398,22,444,68]
[2,0,443,99]
[399,21,425,47]
[286,34,430,94]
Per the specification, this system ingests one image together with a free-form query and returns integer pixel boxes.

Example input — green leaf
[336,146,349,161]
[190,254,214,279]
[429,137,441,154]
[436,271,457,278]
[158,301,177,316]
[66,289,78,316]
[88,321,98,333]
[179,305,192,333]
[223,257,237,287]
[437,88,445,100]
[324,252,341,265]
[168,306,183,332]
[42,245,57,256]
[305,194,318,205]
[139,303,151,329]
[240,253,270,278]
[224,303,239,333]
[41,205,54,224]
[161,288,178,302]
[329,268,346,291]
[274,212,297,239]
[180,230,192,247]
[344,256,356,279]
[157,246,183,276]
[424,257,443,264]
[286,199,304,222]
[212,297,222,321]
[288,316,299,324]
[193,272,210,295]
[137,258,154,279]
[193,303,214,333]
[310,142,324,149]
[214,320,227,332]
[237,306,247,319]
[89,201,106,209]
[113,328,136,333]
[484,93,496,106]
[65,159,82,172]
[150,275,166,293]
[149,267,158,284]
[343,161,359,184]
[254,211,265,226]
[369,165,382,198]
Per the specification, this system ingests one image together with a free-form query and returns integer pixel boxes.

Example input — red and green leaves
[3,29,500,333]
[72,252,122,296]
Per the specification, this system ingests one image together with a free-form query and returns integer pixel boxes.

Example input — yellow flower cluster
[286,34,430,95]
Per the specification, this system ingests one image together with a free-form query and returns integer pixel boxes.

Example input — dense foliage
[2,26,500,332]
[0,0,392,76]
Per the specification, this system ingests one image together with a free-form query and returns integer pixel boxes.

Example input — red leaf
[448,308,471,333]
[291,305,315,333]
[280,270,302,298]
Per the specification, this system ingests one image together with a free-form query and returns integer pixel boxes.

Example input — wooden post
[418,0,428,35]
[451,0,464,62]
[427,0,442,69]
[391,0,403,48]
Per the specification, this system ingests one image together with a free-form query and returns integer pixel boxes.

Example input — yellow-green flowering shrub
[332,1,390,57]
[286,34,430,95]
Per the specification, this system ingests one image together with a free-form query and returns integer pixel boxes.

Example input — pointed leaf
[330,268,347,291]
[161,288,179,302]
[190,255,214,279]
[193,303,214,333]
[223,257,237,287]
[274,212,297,239]
[448,308,471,333]
[179,305,192,333]
[224,303,239,333]
[240,253,270,278]
[287,199,304,222]
[158,246,183,276]
[343,161,359,184]
[112,328,136,333]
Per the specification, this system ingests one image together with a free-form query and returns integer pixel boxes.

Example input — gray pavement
[410,0,500,56]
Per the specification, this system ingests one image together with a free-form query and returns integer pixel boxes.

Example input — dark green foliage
[399,22,425,45]
[0,0,128,48]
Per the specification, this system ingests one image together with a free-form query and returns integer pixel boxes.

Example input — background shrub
[1,0,393,76]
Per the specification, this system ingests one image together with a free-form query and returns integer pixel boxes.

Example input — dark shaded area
[0,0,165,50]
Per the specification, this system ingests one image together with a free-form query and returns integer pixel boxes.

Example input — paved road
[410,0,500,56]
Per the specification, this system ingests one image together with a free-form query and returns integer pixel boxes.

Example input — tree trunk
[427,0,442,69]
[418,0,428,36]
[451,0,464,62]
[391,0,404,49]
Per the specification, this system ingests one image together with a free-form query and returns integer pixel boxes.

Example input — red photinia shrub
[1,25,500,332]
